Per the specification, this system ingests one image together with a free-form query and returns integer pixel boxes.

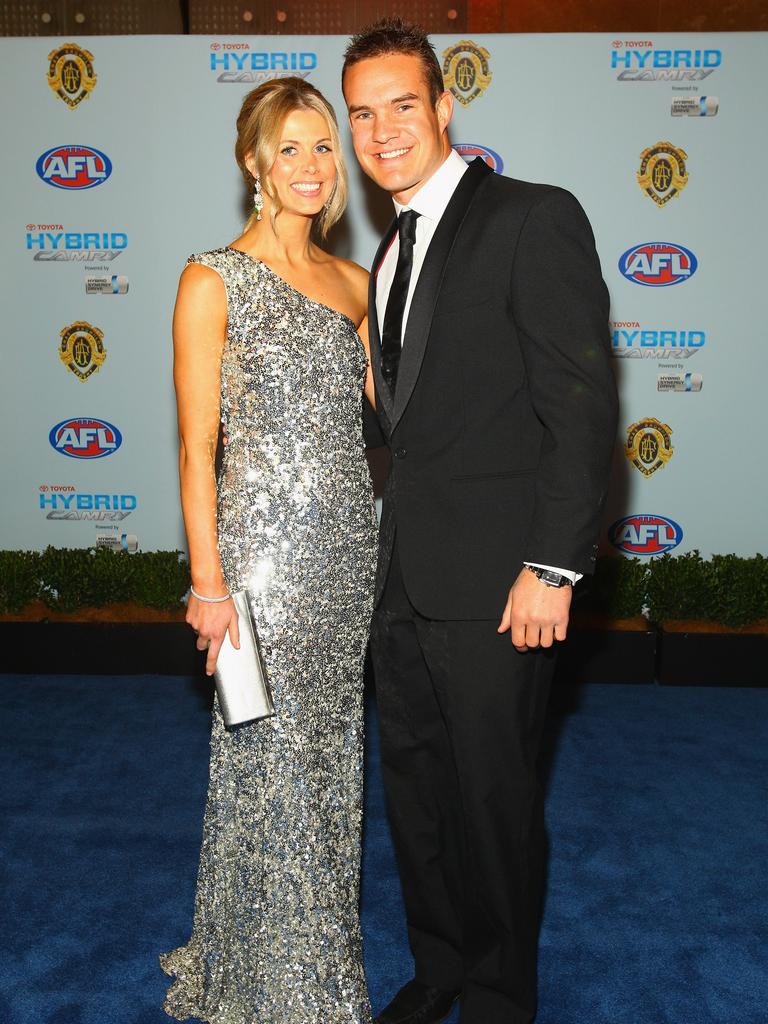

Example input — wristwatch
[525,565,573,588]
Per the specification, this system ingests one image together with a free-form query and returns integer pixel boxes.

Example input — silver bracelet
[190,585,232,604]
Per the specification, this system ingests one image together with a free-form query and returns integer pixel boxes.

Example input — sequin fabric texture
[159,248,378,1024]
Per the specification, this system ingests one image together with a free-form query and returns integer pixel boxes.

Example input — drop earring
[253,177,263,221]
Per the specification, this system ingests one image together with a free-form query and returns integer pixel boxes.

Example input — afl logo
[619,242,697,287]
[36,145,112,190]
[49,417,122,459]
[452,143,504,173]
[608,514,683,555]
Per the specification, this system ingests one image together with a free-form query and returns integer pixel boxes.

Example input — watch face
[527,565,570,587]
[541,570,567,587]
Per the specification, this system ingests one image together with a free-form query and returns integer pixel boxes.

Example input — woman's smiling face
[251,107,338,219]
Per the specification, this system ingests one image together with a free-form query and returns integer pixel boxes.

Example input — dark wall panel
[468,0,768,33]
[1,0,182,35]
[1,0,764,39]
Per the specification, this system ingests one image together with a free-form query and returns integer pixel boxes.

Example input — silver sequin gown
[160,247,378,1024]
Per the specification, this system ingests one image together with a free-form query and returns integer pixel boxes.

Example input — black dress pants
[370,539,556,1024]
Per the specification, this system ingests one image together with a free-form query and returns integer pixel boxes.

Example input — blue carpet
[0,677,765,1024]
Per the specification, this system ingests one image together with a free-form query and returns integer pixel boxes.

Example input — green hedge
[645,551,768,629]
[1,547,767,627]
[576,550,767,628]
[0,547,190,613]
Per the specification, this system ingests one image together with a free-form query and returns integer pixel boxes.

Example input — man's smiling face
[343,52,453,206]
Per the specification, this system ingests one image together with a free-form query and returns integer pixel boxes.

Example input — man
[342,19,618,1024]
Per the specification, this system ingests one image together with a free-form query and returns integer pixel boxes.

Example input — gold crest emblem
[637,142,688,206]
[442,40,492,107]
[59,322,106,381]
[624,418,674,477]
[47,43,97,109]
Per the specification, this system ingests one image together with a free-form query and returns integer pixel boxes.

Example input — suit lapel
[368,218,398,428]
[391,157,492,430]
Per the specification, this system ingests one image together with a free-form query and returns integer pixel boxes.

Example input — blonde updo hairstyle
[235,77,348,239]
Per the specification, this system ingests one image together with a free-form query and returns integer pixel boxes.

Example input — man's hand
[497,567,572,653]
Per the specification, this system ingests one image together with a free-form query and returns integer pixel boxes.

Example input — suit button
[394,447,407,460]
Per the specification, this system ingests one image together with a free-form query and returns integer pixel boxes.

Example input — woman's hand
[186,594,241,676]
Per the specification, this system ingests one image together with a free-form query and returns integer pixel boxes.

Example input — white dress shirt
[374,149,579,585]
[375,147,468,337]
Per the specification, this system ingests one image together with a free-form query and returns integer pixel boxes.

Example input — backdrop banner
[1,32,766,559]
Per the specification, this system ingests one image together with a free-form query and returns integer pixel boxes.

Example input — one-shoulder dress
[159,247,378,1024]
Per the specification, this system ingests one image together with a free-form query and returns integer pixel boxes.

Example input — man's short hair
[342,17,444,107]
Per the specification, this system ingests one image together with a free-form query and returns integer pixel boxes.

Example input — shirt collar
[392,148,469,222]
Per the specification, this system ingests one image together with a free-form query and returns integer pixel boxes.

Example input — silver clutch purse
[214,590,275,728]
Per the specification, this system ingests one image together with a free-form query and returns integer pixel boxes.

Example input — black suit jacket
[367,157,619,620]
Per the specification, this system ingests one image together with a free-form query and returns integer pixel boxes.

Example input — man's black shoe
[374,979,460,1024]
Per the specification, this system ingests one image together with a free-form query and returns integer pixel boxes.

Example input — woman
[159,78,377,1024]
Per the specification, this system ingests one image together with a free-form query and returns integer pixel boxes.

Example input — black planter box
[554,626,657,685]
[0,621,203,676]
[657,628,768,687]
[1,620,657,684]
[3,621,764,688]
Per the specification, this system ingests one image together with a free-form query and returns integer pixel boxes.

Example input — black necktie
[381,209,420,396]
